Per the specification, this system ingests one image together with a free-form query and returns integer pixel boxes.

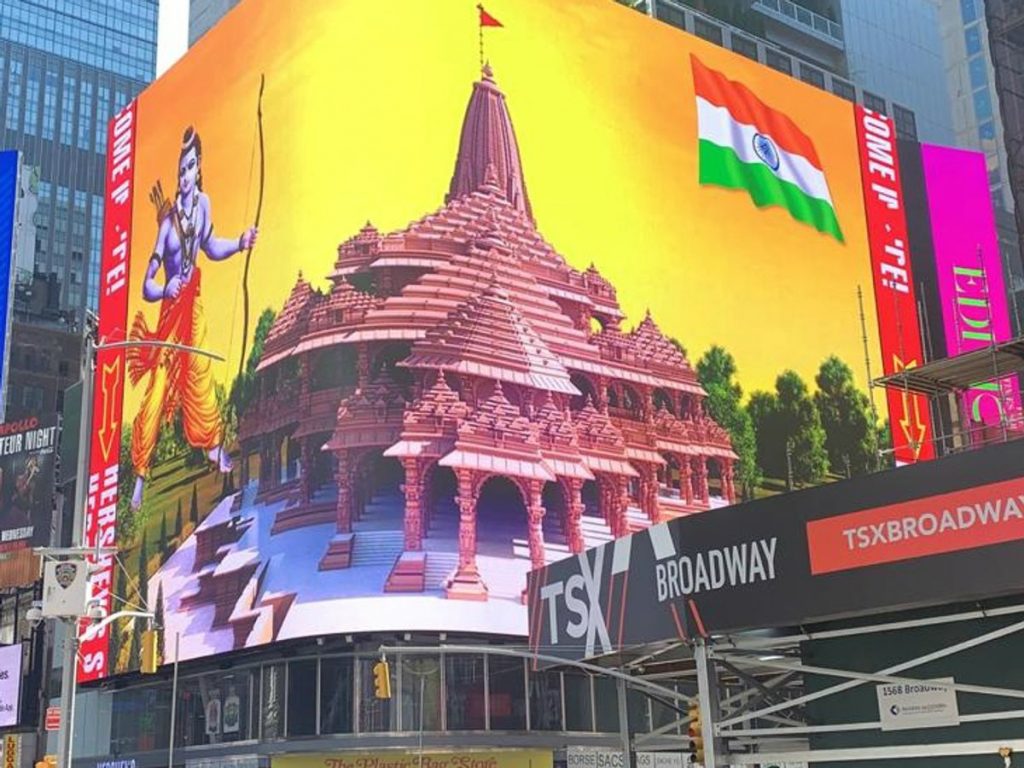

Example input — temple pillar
[300,439,313,503]
[566,478,585,554]
[602,477,628,537]
[680,458,694,506]
[595,376,609,413]
[639,464,658,523]
[724,460,737,504]
[526,480,546,572]
[357,343,370,388]
[446,469,488,600]
[693,457,709,505]
[641,386,654,423]
[333,451,352,533]
[402,458,424,551]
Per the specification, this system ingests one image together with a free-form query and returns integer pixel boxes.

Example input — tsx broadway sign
[527,439,1024,662]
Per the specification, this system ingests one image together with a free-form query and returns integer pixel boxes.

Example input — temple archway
[424,464,458,537]
[475,476,528,555]
[707,457,724,500]
[570,374,597,411]
[653,388,675,415]
[353,451,403,523]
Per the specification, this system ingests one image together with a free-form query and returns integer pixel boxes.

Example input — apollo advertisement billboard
[84,0,945,679]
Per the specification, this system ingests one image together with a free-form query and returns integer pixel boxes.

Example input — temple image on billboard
[152,66,735,652]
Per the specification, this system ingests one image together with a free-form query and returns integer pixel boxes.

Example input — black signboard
[0,415,59,551]
[527,439,1024,662]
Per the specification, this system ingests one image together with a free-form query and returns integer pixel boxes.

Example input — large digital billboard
[920,143,1020,437]
[84,0,943,679]
[0,152,19,423]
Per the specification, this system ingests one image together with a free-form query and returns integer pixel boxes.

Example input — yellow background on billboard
[124,0,880,419]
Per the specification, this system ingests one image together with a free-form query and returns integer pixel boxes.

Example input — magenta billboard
[920,143,1021,435]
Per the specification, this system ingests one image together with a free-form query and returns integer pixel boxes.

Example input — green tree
[159,510,168,554]
[154,581,166,664]
[190,483,199,525]
[696,345,761,498]
[175,498,183,537]
[814,356,879,477]
[747,390,781,479]
[230,308,277,415]
[128,622,141,671]
[775,370,829,486]
[747,373,829,487]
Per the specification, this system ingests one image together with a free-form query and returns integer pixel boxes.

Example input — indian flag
[692,55,844,242]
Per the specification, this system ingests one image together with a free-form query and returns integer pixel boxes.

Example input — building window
[766,50,792,76]
[358,657,395,732]
[863,91,888,115]
[974,88,993,120]
[969,56,988,91]
[961,0,978,24]
[694,17,723,45]
[286,660,317,737]
[96,85,110,153]
[42,69,57,140]
[893,104,918,140]
[23,62,40,136]
[445,654,485,730]
[563,672,594,731]
[60,75,76,146]
[529,669,563,730]
[488,655,526,730]
[979,119,996,141]
[400,655,441,731]
[799,63,825,89]
[77,80,93,150]
[319,656,353,735]
[655,3,685,30]
[831,78,855,102]
[965,24,982,56]
[731,34,758,61]
[5,59,22,131]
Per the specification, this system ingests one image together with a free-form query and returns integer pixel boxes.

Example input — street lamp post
[49,324,225,768]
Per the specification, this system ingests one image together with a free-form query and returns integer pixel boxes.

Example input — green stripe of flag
[698,139,844,243]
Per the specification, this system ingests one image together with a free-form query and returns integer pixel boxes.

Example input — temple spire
[446,65,534,221]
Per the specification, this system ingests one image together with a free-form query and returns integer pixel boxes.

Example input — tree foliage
[696,345,761,498]
[814,356,879,477]
[747,371,829,487]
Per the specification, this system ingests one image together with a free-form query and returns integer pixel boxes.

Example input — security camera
[86,603,107,622]
[26,605,43,628]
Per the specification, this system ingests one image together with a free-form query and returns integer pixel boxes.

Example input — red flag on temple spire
[478,4,503,28]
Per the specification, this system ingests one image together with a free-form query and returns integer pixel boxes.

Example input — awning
[438,450,556,481]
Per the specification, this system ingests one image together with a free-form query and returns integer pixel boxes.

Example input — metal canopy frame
[872,336,1024,396]
[600,600,1024,764]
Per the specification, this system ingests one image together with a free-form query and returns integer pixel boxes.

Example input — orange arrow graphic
[892,355,928,460]
[97,357,121,463]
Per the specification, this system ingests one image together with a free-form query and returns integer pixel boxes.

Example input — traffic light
[372,659,391,699]
[140,628,159,674]
[687,701,704,765]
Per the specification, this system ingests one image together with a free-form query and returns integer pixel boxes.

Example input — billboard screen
[85,0,943,679]
[0,152,18,423]
[0,643,20,728]
[919,143,1021,438]
[0,415,58,556]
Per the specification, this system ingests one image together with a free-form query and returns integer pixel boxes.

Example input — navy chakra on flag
[752,133,781,171]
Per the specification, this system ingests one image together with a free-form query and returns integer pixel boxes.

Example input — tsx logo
[538,547,613,657]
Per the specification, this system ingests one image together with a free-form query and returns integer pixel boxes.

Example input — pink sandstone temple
[235,65,737,601]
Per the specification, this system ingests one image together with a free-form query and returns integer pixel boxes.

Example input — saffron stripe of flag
[692,55,843,241]
[692,55,821,168]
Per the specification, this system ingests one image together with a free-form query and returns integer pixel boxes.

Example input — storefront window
[650,683,683,733]
[528,669,562,731]
[358,657,396,732]
[594,676,620,731]
[288,659,318,736]
[176,670,253,747]
[488,656,526,730]
[563,673,593,731]
[112,685,170,753]
[400,655,442,731]
[445,654,485,730]
[262,663,285,739]
[320,656,353,734]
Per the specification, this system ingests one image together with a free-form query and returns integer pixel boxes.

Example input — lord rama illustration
[127,126,258,510]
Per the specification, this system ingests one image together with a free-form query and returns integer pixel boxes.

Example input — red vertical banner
[79,101,137,682]
[855,106,935,464]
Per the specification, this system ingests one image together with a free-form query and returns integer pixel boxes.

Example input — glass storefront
[85,647,680,760]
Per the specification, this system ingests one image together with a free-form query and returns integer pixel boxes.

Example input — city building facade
[189,0,243,47]
[0,0,158,322]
